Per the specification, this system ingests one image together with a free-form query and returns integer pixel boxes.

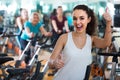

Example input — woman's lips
[76,25,83,30]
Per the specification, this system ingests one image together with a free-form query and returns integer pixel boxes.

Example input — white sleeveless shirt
[53,32,92,80]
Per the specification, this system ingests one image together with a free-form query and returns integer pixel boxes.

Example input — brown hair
[73,5,98,35]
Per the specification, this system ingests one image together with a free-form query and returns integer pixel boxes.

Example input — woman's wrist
[48,59,55,66]
[56,30,61,33]
[106,21,112,26]
[106,25,112,32]
[106,30,112,33]
[56,30,59,33]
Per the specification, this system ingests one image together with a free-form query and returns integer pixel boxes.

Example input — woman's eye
[73,17,77,20]
[80,17,84,20]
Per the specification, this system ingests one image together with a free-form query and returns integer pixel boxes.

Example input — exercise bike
[4,35,53,80]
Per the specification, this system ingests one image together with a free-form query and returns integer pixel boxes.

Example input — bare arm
[25,27,34,38]
[64,20,70,32]
[51,19,58,32]
[93,11,112,48]
[48,34,68,68]
[39,26,52,36]
[16,17,23,31]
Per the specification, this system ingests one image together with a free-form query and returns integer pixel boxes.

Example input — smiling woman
[20,12,52,64]
[72,5,97,35]
[48,4,112,80]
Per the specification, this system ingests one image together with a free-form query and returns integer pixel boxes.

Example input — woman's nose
[76,19,81,24]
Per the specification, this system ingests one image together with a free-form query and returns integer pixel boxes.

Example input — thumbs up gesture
[103,7,112,24]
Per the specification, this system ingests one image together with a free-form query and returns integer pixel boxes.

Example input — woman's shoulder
[60,33,68,38]
[16,16,21,21]
[24,21,31,27]
[63,16,67,20]
[25,21,30,24]
[58,33,69,44]
[37,21,43,27]
[52,16,57,20]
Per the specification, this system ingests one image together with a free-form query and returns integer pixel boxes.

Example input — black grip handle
[6,67,30,75]
[98,52,120,56]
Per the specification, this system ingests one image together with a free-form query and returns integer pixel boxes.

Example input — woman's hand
[54,54,64,69]
[49,54,64,69]
[57,30,62,34]
[54,58,64,69]
[103,8,112,25]
[46,32,52,36]
[30,32,34,38]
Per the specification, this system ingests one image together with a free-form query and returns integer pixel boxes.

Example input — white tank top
[54,32,92,80]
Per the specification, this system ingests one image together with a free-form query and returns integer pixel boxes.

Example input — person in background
[50,8,57,19]
[51,6,70,47]
[15,8,28,54]
[65,12,74,31]
[48,4,112,80]
[20,12,52,64]
[0,16,3,24]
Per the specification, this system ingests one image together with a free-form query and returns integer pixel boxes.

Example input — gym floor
[0,49,53,80]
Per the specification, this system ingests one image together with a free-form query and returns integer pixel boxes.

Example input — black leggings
[51,31,64,48]
[20,38,31,64]
[20,38,28,51]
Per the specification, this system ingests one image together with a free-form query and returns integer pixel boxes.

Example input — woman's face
[21,9,28,19]
[72,9,91,33]
[57,7,63,15]
[31,14,39,25]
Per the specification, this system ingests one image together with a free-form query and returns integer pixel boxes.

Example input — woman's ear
[88,17,91,23]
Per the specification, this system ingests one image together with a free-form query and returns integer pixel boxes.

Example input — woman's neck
[21,16,28,20]
[57,14,62,17]
[73,31,86,38]
[31,22,36,26]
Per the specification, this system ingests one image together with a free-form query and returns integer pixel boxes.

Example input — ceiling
[0,0,119,6]
[0,0,113,5]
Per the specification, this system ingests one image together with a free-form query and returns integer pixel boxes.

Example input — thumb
[105,7,109,13]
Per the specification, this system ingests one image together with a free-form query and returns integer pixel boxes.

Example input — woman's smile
[76,24,83,31]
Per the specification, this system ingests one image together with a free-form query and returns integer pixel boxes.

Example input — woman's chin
[76,30,83,33]
[75,28,83,33]
[32,22,37,25]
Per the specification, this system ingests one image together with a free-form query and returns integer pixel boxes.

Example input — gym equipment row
[84,29,120,80]
[0,31,55,80]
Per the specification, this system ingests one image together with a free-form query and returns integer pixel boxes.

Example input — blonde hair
[29,12,41,22]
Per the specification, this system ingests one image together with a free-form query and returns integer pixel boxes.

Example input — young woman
[20,12,52,64]
[49,5,112,80]
[51,6,70,47]
[16,8,28,49]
